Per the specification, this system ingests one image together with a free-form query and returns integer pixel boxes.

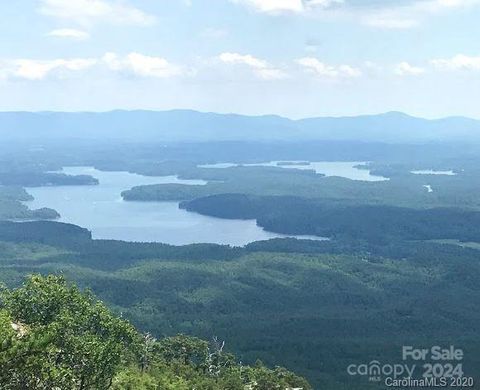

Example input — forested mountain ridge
[2,110,480,143]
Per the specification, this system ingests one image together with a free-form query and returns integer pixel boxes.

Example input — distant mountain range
[2,110,480,143]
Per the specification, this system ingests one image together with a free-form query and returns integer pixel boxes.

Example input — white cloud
[102,52,184,78]
[431,54,480,70]
[39,0,155,27]
[47,28,90,40]
[231,0,344,13]
[306,0,343,8]
[219,52,268,68]
[231,0,304,13]
[219,52,287,80]
[362,0,480,29]
[296,57,361,78]
[0,52,184,81]
[5,58,97,80]
[394,61,425,76]
[231,0,480,30]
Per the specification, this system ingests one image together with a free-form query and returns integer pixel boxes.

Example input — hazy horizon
[0,108,478,121]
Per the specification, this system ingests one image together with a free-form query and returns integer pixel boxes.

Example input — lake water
[411,170,456,176]
[25,167,327,246]
[199,161,388,181]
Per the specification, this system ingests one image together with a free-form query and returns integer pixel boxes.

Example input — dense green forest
[0,172,98,187]
[0,221,479,388]
[181,194,480,243]
[2,140,480,388]
[0,274,310,389]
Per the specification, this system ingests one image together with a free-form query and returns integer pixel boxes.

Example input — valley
[1,138,480,388]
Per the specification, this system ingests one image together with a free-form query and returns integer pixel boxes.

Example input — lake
[199,161,388,181]
[25,167,327,246]
[411,169,456,176]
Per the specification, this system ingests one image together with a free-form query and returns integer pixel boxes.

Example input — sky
[0,0,480,118]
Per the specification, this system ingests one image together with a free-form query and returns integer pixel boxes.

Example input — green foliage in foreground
[0,275,311,390]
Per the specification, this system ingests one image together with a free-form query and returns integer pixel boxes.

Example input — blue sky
[0,0,479,118]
